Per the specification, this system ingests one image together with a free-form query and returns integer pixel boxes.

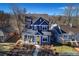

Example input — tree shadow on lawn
[53,42,73,47]
[52,42,63,46]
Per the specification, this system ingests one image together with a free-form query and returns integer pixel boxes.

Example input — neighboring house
[23,17,51,45]
[0,26,18,43]
[3,26,19,43]
[60,32,75,43]
[75,33,79,41]
[60,25,79,45]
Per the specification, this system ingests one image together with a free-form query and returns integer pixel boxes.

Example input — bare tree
[74,6,79,25]
[11,4,26,40]
[0,10,10,28]
[64,4,79,26]
[64,4,74,26]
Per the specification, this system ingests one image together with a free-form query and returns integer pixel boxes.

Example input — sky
[0,3,79,15]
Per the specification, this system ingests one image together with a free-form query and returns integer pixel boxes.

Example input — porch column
[34,35,36,44]
[48,36,50,44]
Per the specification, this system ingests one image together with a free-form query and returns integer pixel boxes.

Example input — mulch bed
[0,44,59,56]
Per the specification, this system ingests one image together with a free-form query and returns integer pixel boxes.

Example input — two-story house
[22,17,51,45]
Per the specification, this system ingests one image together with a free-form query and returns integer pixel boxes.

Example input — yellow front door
[36,36,40,44]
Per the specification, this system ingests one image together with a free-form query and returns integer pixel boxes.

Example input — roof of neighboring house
[0,25,16,34]
[0,30,4,36]
[2,27,15,33]
[33,17,49,25]
[60,25,79,34]
[25,16,32,22]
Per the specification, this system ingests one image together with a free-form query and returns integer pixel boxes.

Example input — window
[25,25,27,28]
[28,36,33,42]
[42,26,46,31]
[24,35,27,41]
[28,36,32,39]
[43,38,47,41]
[64,35,67,38]
[43,36,48,42]
[69,35,72,39]
[72,39,75,41]
[37,26,39,30]
[34,25,37,30]
[63,35,69,40]
[25,35,27,38]
[39,26,42,30]
[44,26,48,30]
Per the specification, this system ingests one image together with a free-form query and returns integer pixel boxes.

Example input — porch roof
[23,29,51,36]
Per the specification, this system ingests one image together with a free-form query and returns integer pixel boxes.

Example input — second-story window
[34,25,37,30]
[42,25,48,31]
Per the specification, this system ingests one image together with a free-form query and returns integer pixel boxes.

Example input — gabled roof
[33,17,44,25]
[41,20,49,25]
[33,17,49,25]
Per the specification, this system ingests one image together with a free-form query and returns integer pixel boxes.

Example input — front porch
[23,34,50,45]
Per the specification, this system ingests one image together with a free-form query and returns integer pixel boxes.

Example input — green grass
[0,43,78,54]
[54,45,77,53]
[0,43,15,51]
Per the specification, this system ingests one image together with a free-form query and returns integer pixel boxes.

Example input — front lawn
[0,43,15,51]
[54,45,78,53]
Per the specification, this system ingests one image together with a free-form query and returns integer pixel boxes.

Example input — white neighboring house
[60,32,79,46]
[0,30,6,42]
[61,33,73,42]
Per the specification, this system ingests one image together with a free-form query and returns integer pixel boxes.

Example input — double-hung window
[34,25,37,30]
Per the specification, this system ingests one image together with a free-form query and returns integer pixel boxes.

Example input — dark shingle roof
[61,25,79,33]
[0,26,15,33]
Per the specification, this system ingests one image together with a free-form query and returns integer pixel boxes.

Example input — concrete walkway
[33,45,40,56]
